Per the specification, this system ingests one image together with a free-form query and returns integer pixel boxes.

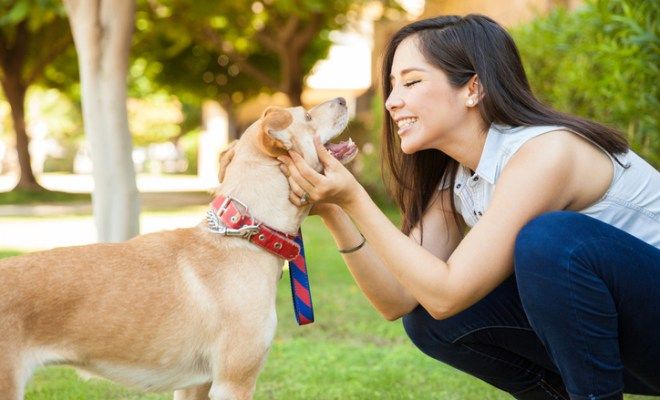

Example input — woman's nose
[385,92,403,112]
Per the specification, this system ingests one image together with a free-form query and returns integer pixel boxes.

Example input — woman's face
[385,36,467,154]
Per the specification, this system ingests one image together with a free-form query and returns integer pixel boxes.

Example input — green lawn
[1,215,654,399]
[0,188,90,205]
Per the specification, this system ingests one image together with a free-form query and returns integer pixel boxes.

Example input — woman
[278,14,660,400]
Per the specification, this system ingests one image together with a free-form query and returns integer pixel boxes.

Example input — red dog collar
[207,195,300,260]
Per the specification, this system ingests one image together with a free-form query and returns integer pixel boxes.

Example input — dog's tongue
[325,138,358,164]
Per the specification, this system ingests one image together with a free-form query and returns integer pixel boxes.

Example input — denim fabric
[403,212,660,400]
[447,124,660,248]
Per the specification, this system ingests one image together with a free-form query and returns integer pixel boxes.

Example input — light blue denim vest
[448,124,660,248]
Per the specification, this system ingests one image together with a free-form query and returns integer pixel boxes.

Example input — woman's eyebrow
[389,67,429,81]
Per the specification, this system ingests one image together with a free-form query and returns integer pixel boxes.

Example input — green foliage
[0,0,73,85]
[132,0,323,106]
[513,0,659,166]
[133,0,403,106]
[0,0,66,27]
[349,93,394,208]
[178,128,201,174]
[127,93,183,146]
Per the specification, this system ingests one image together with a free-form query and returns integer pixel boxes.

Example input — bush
[512,0,659,166]
[349,94,395,208]
[178,129,201,175]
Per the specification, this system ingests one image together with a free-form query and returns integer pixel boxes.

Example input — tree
[0,0,73,190]
[137,0,402,108]
[63,0,139,242]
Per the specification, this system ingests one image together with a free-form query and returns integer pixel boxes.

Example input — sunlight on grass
[0,189,90,205]
[1,215,655,399]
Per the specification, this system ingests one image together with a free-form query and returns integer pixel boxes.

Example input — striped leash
[289,230,314,325]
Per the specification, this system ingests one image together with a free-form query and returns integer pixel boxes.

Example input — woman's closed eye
[404,80,421,87]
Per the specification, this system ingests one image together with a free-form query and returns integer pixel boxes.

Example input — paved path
[0,211,208,251]
[0,173,216,193]
[0,174,217,251]
[0,191,213,217]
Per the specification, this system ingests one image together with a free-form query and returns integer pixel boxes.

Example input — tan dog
[0,97,357,400]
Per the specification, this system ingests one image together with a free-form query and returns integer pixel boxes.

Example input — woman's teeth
[397,117,417,131]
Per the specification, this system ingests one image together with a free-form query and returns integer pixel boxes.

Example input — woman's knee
[402,305,462,361]
[514,211,587,277]
[513,212,583,310]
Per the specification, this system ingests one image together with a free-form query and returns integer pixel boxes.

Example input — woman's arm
[281,133,578,319]
[317,188,463,320]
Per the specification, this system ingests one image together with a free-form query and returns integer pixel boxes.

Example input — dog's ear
[260,106,293,157]
[218,140,238,182]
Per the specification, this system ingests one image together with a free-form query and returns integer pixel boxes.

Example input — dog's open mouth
[325,138,358,165]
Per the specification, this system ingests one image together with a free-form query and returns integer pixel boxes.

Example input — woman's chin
[400,141,419,155]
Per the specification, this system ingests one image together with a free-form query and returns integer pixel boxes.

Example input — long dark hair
[381,14,628,237]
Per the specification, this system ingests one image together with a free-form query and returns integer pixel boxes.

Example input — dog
[0,97,357,400]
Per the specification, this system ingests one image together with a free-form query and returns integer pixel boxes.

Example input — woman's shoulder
[474,124,569,183]
[491,123,567,145]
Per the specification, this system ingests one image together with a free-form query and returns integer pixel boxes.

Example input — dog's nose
[337,97,346,107]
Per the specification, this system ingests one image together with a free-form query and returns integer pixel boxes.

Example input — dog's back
[0,227,281,393]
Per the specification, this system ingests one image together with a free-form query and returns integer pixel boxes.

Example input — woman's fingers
[279,162,312,206]
[280,153,318,189]
[279,154,318,204]
[287,175,306,198]
[288,151,325,187]
[313,135,340,169]
[289,191,308,207]
[279,163,290,177]
[287,155,318,196]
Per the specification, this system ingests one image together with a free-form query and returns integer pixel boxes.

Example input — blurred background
[0,0,656,202]
[0,1,658,398]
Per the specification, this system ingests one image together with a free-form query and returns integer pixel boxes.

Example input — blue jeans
[402,212,660,400]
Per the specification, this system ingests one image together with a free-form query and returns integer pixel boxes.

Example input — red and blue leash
[289,229,314,325]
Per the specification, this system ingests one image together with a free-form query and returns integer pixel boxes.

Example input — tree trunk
[1,77,41,190]
[0,21,43,191]
[281,50,304,106]
[63,0,139,242]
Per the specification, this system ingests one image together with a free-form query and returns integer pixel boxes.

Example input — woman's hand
[278,135,361,210]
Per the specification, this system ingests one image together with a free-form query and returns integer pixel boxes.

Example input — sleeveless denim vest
[446,124,660,248]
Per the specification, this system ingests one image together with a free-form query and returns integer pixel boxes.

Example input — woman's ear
[466,74,484,106]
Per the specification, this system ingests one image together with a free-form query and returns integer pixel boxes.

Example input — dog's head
[257,97,357,172]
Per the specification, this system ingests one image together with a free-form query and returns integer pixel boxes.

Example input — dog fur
[0,98,350,400]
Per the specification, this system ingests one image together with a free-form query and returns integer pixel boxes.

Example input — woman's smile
[396,117,418,135]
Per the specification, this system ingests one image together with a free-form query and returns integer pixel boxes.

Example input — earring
[466,99,475,107]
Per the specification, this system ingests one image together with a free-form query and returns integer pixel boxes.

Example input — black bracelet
[338,234,366,254]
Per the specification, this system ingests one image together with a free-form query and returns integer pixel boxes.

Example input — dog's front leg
[0,362,23,400]
[173,383,212,400]
[206,342,270,400]
[207,371,260,400]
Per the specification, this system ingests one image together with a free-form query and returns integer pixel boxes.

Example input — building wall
[422,0,582,27]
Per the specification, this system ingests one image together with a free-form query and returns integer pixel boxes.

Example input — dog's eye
[305,113,312,121]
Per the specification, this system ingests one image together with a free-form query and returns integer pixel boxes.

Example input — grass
[1,214,655,399]
[0,188,90,205]
[0,249,23,258]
